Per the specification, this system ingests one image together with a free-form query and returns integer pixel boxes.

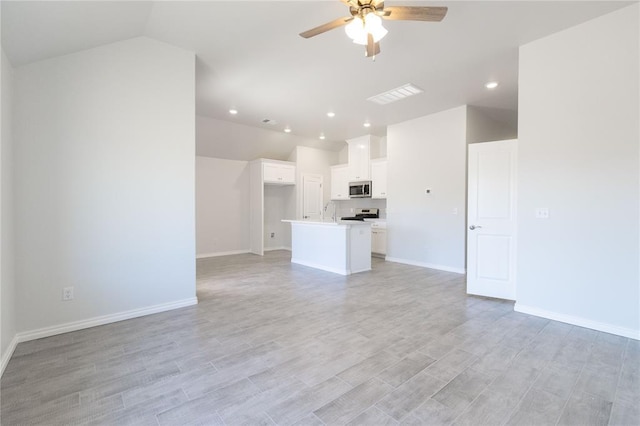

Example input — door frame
[300,173,324,221]
[466,139,518,300]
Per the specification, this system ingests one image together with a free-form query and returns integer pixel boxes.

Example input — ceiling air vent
[367,83,424,105]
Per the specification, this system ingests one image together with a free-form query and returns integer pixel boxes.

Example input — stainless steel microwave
[349,181,371,198]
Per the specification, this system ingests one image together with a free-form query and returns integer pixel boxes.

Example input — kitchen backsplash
[334,199,387,219]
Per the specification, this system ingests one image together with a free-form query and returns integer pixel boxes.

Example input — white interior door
[467,140,518,300]
[302,174,323,221]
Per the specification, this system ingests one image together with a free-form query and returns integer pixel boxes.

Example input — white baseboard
[13,297,198,348]
[196,250,249,259]
[385,257,466,274]
[1,335,19,377]
[264,246,292,252]
[514,303,640,340]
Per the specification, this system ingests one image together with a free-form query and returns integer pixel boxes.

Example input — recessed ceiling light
[363,122,371,128]
[284,127,292,133]
[319,134,326,140]
[485,81,499,89]
[327,112,336,118]
[229,109,238,115]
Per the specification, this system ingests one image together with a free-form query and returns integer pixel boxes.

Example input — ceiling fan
[299,0,448,58]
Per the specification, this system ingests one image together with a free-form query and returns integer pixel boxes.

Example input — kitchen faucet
[324,201,337,222]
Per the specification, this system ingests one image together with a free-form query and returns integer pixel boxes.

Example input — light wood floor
[1,251,638,425]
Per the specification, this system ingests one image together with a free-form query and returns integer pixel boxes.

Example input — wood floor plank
[313,377,394,425]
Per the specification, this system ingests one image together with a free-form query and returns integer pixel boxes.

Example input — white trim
[1,335,19,377]
[14,297,198,344]
[291,258,348,275]
[196,250,249,259]
[385,257,466,274]
[264,246,291,252]
[514,303,640,340]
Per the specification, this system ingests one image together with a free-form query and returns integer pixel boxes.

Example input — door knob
[469,225,483,230]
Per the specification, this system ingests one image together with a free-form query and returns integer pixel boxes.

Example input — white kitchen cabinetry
[371,222,387,257]
[330,164,350,200]
[347,136,371,181]
[263,162,295,185]
[250,159,296,255]
[370,158,387,199]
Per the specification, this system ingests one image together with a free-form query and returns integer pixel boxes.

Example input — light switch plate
[535,208,550,219]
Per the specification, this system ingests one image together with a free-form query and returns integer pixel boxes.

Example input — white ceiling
[1,1,633,153]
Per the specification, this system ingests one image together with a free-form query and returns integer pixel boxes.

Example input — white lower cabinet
[371,224,387,257]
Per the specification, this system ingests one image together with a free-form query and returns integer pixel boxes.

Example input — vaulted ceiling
[2,1,633,152]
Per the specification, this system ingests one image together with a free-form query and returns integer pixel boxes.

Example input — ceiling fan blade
[365,34,380,58]
[299,16,354,38]
[382,6,448,22]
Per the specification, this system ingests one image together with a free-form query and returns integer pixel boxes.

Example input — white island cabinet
[282,220,371,275]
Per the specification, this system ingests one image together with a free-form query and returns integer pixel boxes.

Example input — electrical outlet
[270,232,275,238]
[535,208,550,219]
[62,286,74,301]
[452,208,458,215]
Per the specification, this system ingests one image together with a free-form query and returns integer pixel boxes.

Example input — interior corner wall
[196,156,250,257]
[516,4,639,338]
[13,37,197,335]
[386,105,468,273]
[466,106,518,144]
[1,49,17,373]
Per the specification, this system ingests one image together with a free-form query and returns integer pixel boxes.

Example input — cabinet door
[371,160,387,199]
[278,165,295,184]
[379,229,387,255]
[371,229,380,253]
[348,138,370,181]
[331,165,349,200]
[371,229,387,254]
[263,163,295,184]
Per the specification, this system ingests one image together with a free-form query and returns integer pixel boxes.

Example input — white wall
[1,49,17,373]
[264,185,294,250]
[13,37,197,334]
[516,4,639,338]
[386,106,468,273]
[196,156,250,257]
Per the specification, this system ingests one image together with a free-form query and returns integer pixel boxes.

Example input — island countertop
[281,219,371,226]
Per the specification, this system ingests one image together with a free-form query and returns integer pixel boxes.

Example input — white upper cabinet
[370,158,387,199]
[263,161,295,185]
[330,164,349,200]
[347,136,371,181]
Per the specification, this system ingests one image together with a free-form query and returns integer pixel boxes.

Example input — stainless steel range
[341,208,379,221]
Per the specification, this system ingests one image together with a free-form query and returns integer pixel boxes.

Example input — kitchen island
[282,220,371,275]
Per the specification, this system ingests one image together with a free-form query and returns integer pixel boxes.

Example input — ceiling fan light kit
[300,0,447,58]
[345,13,388,45]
